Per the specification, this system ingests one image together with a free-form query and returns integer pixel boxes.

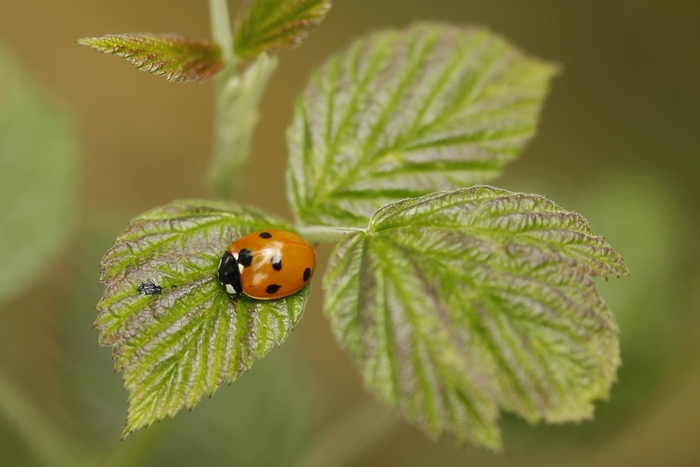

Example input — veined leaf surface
[323,186,627,449]
[288,23,558,227]
[78,34,224,82]
[96,200,311,436]
[234,0,331,59]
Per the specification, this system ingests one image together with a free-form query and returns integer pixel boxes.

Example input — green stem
[207,0,278,200]
[0,371,82,467]
[207,54,277,200]
[292,399,400,467]
[296,225,365,244]
[208,0,241,200]
[208,0,233,63]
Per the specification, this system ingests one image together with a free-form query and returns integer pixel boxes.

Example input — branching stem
[208,0,234,64]
[296,225,365,244]
[207,0,278,200]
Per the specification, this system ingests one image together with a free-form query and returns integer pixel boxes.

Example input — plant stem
[296,225,365,244]
[292,399,400,467]
[207,53,277,200]
[208,0,241,200]
[0,371,82,467]
[207,0,278,200]
[208,0,233,63]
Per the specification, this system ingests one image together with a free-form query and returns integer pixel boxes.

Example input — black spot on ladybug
[271,254,282,271]
[259,231,272,239]
[265,284,281,294]
[303,268,311,282]
[137,282,162,296]
[237,249,253,267]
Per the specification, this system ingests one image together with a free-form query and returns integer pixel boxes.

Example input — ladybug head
[218,251,243,295]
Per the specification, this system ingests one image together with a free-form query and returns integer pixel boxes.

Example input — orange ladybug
[217,230,315,300]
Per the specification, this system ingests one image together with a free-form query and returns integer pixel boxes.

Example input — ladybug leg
[218,251,242,295]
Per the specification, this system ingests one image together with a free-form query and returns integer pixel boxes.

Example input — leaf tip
[121,423,132,440]
[76,33,224,82]
[77,36,109,49]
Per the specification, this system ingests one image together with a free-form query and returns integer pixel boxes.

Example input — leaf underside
[233,0,332,59]
[287,22,559,227]
[96,200,311,436]
[0,46,80,302]
[323,186,627,450]
[78,34,224,82]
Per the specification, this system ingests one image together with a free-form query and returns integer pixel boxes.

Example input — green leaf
[233,0,331,59]
[323,186,627,450]
[78,34,224,82]
[500,175,689,448]
[0,46,80,303]
[60,226,322,463]
[208,53,279,199]
[95,200,312,436]
[287,23,558,227]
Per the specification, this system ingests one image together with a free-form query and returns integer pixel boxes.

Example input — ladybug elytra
[218,230,315,300]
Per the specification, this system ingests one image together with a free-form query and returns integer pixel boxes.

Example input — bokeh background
[1,0,699,466]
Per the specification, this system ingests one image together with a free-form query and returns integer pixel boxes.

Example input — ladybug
[217,230,316,300]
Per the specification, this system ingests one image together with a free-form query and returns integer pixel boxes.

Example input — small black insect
[137,281,162,296]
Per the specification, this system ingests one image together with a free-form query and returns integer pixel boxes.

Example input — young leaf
[78,34,224,82]
[323,186,627,450]
[287,23,558,227]
[0,46,80,303]
[233,0,332,59]
[95,200,311,436]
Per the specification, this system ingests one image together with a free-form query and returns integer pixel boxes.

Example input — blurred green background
[0,0,699,466]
